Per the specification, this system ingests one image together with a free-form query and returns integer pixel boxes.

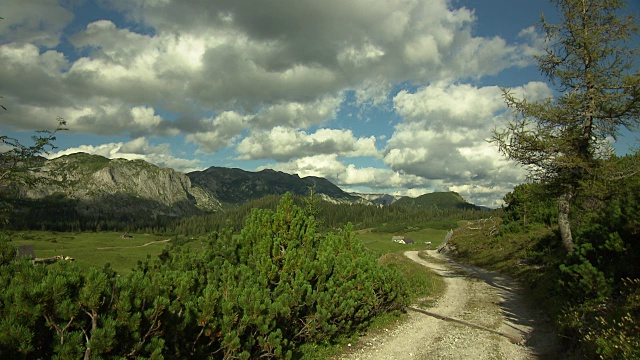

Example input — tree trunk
[84,311,98,360]
[557,192,574,253]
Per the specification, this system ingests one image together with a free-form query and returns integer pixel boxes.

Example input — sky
[1,0,639,207]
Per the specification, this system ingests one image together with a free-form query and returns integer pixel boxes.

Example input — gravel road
[337,250,560,360]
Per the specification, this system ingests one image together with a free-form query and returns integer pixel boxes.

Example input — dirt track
[96,239,171,250]
[338,250,560,359]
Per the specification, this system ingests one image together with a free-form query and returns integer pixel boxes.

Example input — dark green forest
[4,193,494,235]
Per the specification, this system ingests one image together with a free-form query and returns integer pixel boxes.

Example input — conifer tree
[493,0,640,252]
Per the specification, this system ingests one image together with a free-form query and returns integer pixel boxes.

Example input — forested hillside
[3,153,220,230]
[3,154,380,231]
[393,191,484,210]
[154,194,493,236]
[3,153,495,233]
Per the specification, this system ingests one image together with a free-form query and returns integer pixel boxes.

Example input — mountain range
[187,166,362,206]
[9,152,484,222]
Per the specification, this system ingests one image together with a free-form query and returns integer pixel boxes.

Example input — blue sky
[1,0,638,207]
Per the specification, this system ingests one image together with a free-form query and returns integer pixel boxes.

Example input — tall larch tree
[493,0,640,252]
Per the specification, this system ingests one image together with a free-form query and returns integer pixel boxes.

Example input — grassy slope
[447,219,560,273]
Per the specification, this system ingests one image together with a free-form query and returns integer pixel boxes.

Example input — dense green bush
[501,182,558,231]
[0,194,408,359]
[556,169,640,359]
[562,278,640,360]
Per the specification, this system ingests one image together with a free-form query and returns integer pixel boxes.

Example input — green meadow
[356,227,448,256]
[9,226,449,274]
[10,231,171,274]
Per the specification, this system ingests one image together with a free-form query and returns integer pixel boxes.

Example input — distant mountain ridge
[349,192,400,205]
[393,191,483,210]
[9,153,486,229]
[187,167,361,206]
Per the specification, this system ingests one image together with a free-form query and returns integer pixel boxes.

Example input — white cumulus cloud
[237,127,378,161]
[47,138,202,173]
[0,0,555,206]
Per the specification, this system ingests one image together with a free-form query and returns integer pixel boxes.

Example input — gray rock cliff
[21,153,221,218]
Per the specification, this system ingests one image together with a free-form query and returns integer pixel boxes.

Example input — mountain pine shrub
[0,194,408,359]
[187,193,408,358]
[557,169,640,359]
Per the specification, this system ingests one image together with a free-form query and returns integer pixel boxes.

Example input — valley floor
[337,251,561,359]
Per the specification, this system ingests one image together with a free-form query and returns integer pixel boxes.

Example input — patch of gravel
[336,251,560,360]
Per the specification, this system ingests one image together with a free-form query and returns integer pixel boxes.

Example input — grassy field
[9,226,450,273]
[10,231,172,274]
[358,227,448,308]
[356,227,448,256]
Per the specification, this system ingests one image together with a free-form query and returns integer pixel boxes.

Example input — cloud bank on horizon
[0,0,590,207]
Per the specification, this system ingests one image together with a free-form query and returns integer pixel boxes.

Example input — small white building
[392,236,415,244]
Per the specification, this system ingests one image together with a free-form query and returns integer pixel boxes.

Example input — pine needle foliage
[0,193,408,359]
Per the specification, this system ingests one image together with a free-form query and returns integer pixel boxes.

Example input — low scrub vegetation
[0,194,412,359]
